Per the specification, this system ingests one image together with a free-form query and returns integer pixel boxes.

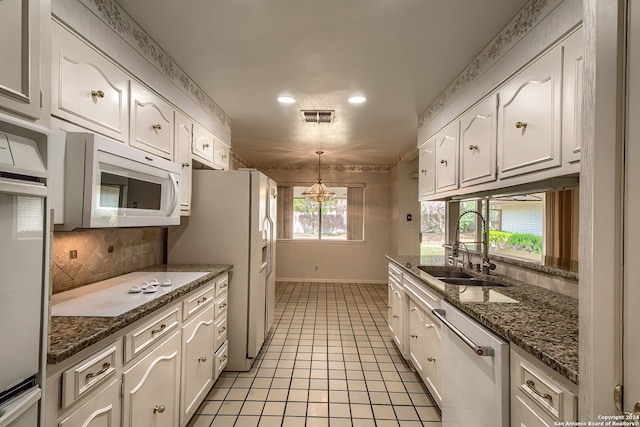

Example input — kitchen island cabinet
[45,265,231,427]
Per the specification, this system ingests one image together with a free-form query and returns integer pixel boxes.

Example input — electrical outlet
[107,245,114,253]
[69,250,77,259]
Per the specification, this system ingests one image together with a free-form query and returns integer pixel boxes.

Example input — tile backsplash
[52,228,165,294]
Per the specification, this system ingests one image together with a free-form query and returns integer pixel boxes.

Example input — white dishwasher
[432,301,509,426]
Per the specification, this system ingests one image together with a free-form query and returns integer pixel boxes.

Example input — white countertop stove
[51,272,208,317]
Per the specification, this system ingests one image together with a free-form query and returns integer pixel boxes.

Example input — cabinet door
[422,308,442,407]
[512,395,553,427]
[174,111,193,216]
[0,0,41,119]
[562,28,584,165]
[408,304,426,375]
[435,121,460,192]
[498,46,562,178]
[213,139,230,170]
[460,95,497,187]
[390,285,403,352]
[181,306,214,425]
[418,138,436,199]
[192,122,214,166]
[52,22,129,142]
[122,330,181,427]
[387,283,394,333]
[129,81,174,160]
[59,379,122,427]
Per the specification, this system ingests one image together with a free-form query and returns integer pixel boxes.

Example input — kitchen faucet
[453,209,496,275]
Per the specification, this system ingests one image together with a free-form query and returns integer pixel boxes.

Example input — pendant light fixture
[302,151,335,203]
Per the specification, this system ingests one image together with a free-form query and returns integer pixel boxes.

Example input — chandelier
[302,151,335,203]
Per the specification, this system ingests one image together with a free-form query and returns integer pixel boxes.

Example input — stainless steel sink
[417,266,474,279]
[439,277,507,287]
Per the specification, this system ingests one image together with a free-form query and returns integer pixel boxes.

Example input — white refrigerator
[168,169,277,371]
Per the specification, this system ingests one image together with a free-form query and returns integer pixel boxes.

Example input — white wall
[395,158,420,256]
[264,167,390,283]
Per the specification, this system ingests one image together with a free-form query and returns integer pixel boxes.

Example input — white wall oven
[53,132,181,230]
[0,116,48,426]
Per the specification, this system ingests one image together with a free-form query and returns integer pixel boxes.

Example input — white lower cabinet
[387,263,404,354]
[58,378,121,427]
[122,330,181,427]
[47,274,230,427]
[511,345,577,426]
[180,305,215,425]
[403,274,442,407]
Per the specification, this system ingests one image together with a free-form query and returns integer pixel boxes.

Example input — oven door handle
[432,308,494,357]
[0,387,41,427]
[0,178,47,197]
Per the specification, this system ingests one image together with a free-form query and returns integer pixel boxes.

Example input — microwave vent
[301,110,334,123]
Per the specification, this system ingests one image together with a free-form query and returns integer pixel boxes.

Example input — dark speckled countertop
[48,264,232,365]
[387,255,578,384]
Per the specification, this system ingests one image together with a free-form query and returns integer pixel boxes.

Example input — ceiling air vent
[301,110,334,123]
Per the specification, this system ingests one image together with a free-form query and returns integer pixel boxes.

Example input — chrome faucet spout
[454,210,494,274]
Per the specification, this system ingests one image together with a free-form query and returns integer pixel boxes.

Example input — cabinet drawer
[61,341,121,409]
[214,340,228,379]
[182,285,215,321]
[59,378,122,427]
[213,314,228,351]
[124,306,180,362]
[511,347,577,421]
[215,274,229,297]
[214,293,228,320]
[388,264,402,285]
[129,81,175,160]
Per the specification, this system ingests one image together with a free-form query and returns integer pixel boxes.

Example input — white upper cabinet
[435,121,460,192]
[0,0,41,120]
[192,122,215,166]
[498,44,562,178]
[129,81,175,160]
[460,94,497,187]
[213,139,230,170]
[52,22,129,142]
[562,28,584,165]
[418,137,436,200]
[175,111,193,216]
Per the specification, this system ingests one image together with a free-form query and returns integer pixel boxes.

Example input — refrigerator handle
[266,215,274,279]
[0,387,41,427]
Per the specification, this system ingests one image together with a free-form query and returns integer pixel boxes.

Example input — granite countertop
[48,264,232,365]
[387,255,579,384]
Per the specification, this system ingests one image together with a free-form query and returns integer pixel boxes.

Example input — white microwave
[55,132,181,230]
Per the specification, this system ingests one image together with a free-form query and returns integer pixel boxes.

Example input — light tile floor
[188,282,442,427]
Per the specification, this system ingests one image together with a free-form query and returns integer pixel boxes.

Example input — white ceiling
[116,0,529,166]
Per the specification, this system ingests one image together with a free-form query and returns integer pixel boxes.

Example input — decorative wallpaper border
[258,164,391,173]
[80,0,231,129]
[418,0,561,127]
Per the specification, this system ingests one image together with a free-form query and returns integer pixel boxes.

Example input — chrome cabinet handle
[152,124,162,131]
[85,362,111,379]
[526,380,553,403]
[392,314,399,318]
[469,145,479,151]
[219,326,226,334]
[440,159,447,165]
[515,121,528,129]
[203,143,210,148]
[197,297,208,305]
[421,169,427,175]
[91,90,104,98]
[182,162,190,168]
[153,405,166,414]
[427,357,436,362]
[219,302,227,309]
[432,308,494,356]
[198,356,207,362]
[410,334,418,338]
[151,324,167,335]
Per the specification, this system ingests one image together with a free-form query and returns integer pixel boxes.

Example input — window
[420,201,446,257]
[453,189,578,270]
[277,184,364,241]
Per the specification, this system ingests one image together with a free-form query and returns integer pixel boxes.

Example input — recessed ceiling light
[348,95,366,104]
[277,96,296,104]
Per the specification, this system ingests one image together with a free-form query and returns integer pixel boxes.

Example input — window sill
[277,239,366,245]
